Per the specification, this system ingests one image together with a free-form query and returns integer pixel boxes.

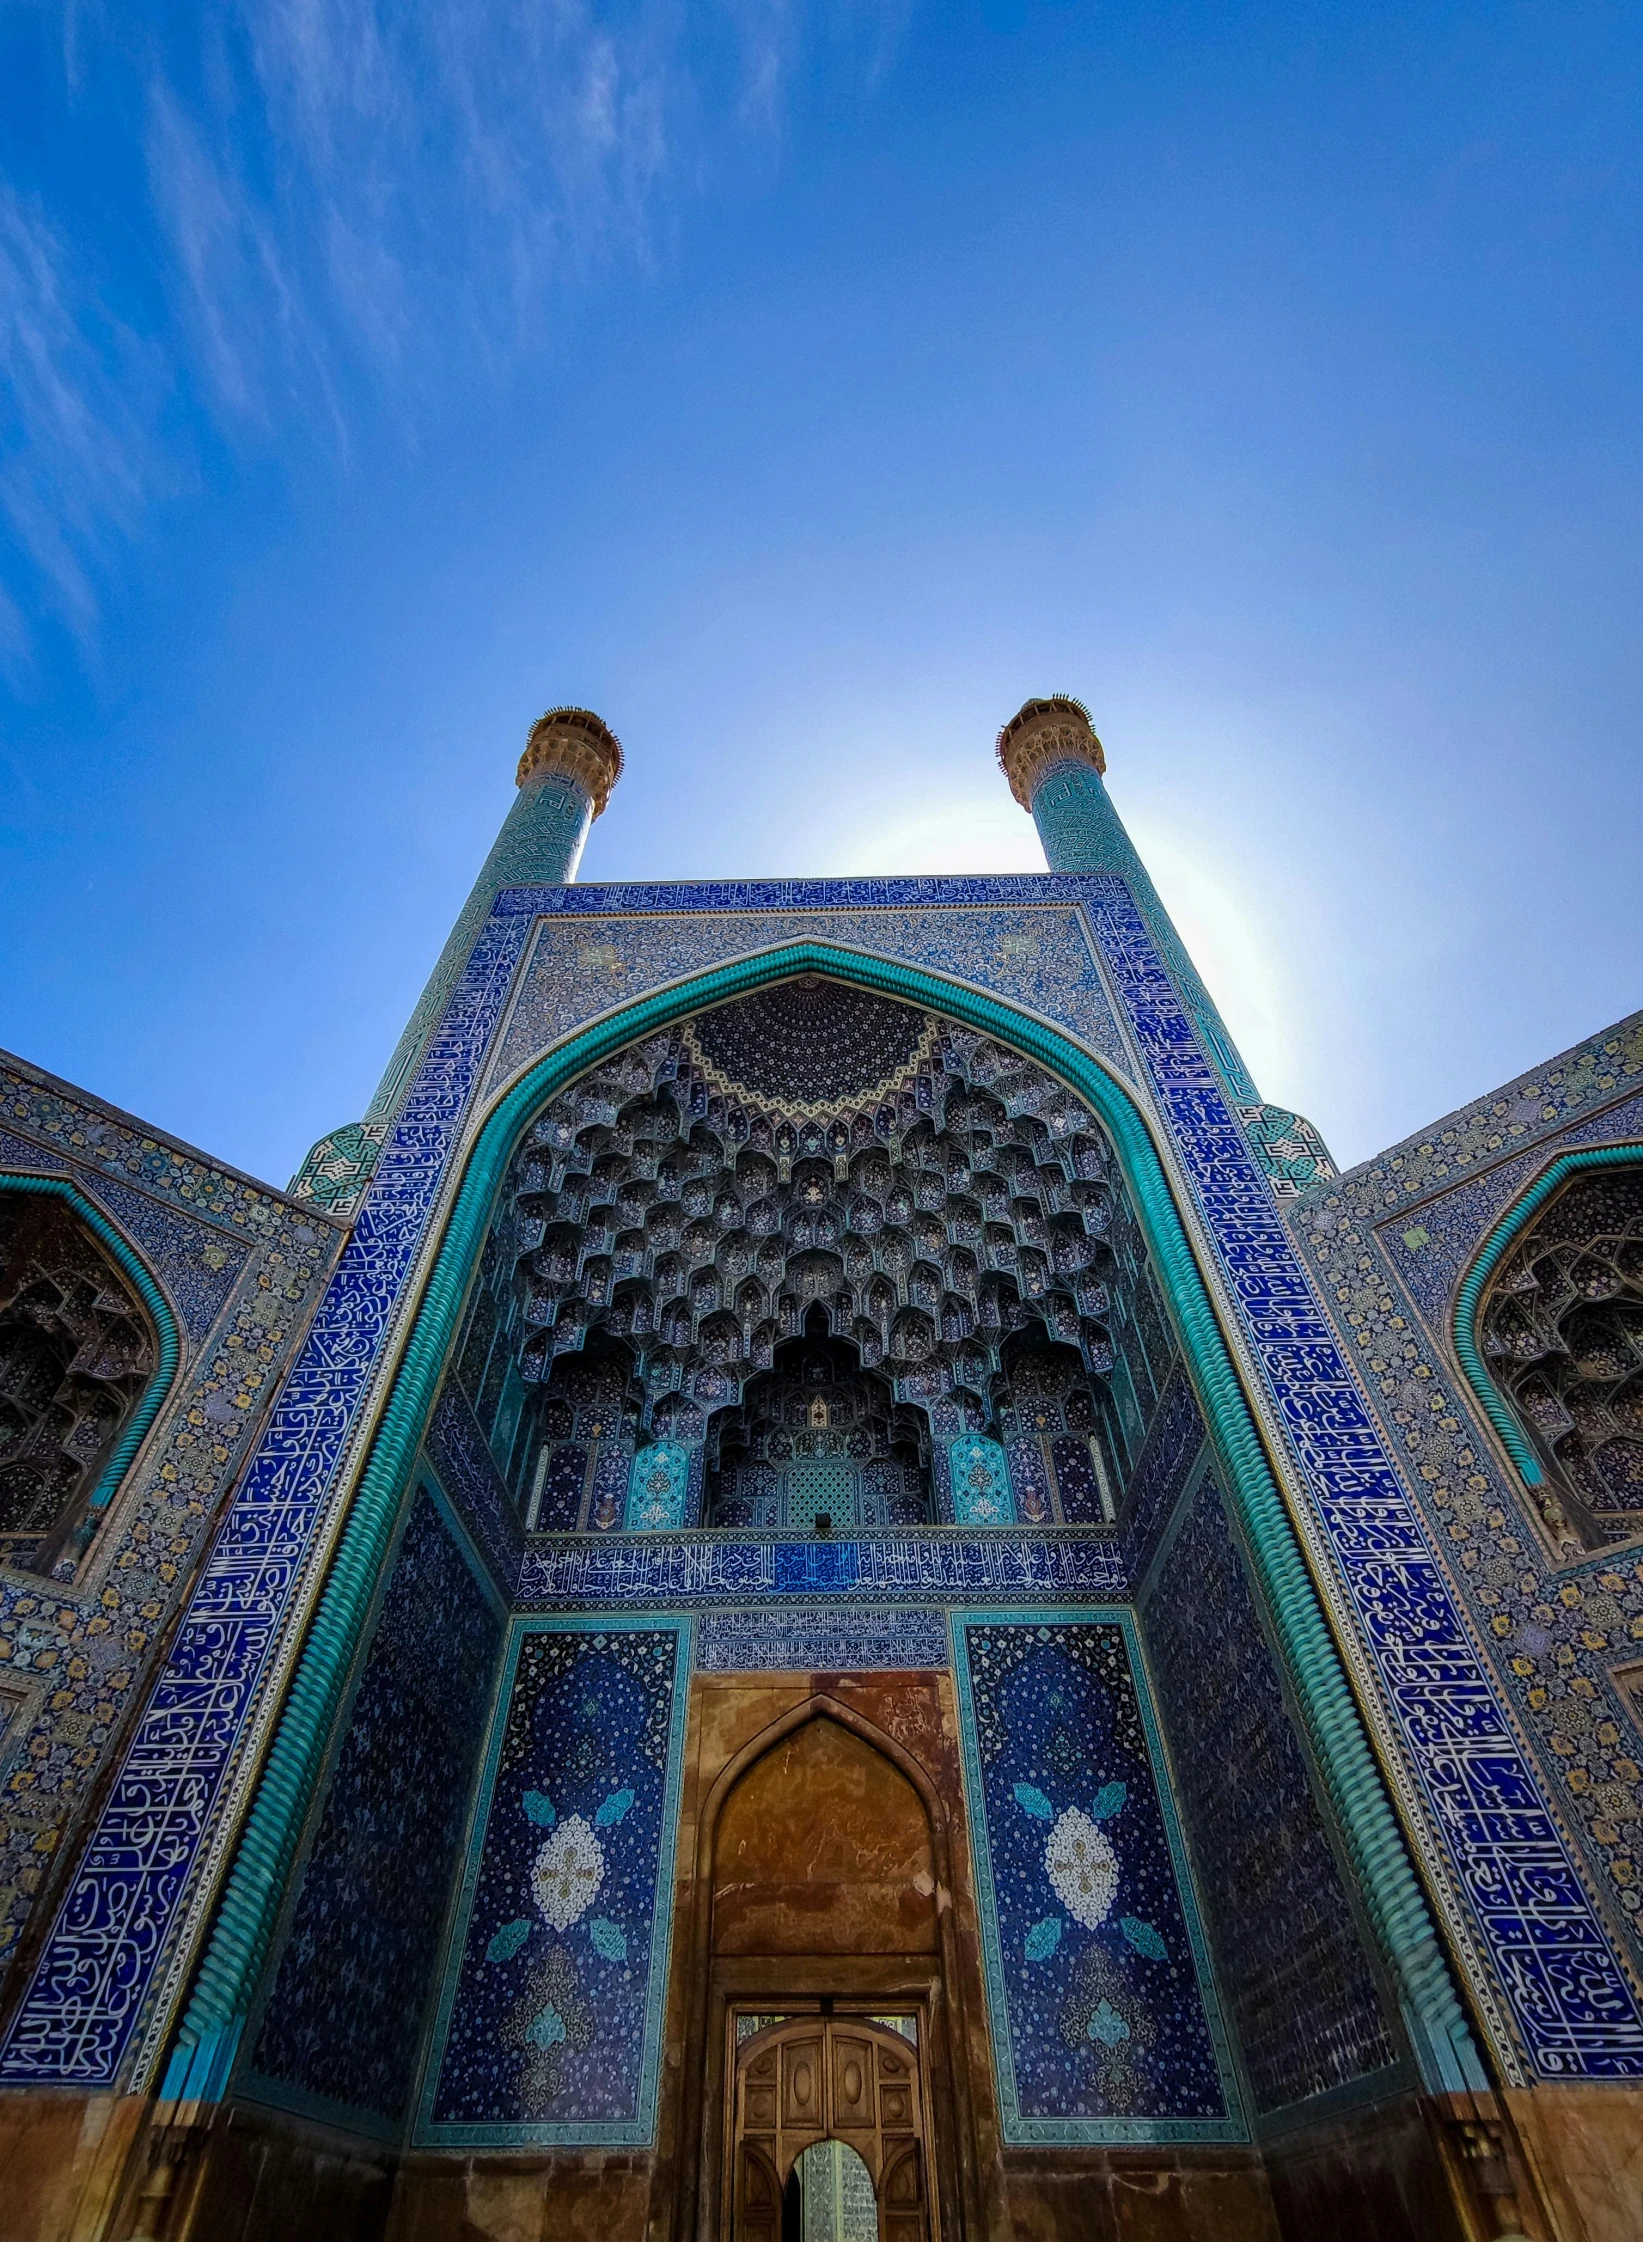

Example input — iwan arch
[0,697,1638,2240]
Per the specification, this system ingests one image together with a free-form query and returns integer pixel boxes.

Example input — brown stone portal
[664,1681,987,2242]
[732,2018,929,2242]
[711,1715,939,1962]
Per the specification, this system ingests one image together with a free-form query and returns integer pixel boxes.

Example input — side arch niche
[1463,1150,1643,1549]
[0,1178,173,1577]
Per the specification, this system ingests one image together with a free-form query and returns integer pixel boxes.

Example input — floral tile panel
[418,1614,689,2145]
[952,1611,1242,2144]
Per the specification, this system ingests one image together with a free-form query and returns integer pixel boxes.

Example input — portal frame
[174,936,1479,2108]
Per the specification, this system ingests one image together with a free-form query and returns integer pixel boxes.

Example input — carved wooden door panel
[731,2018,930,2242]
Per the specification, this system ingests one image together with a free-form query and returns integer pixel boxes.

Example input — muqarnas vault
[0,696,1639,2242]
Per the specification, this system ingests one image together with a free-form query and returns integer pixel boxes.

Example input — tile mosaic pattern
[1142,1476,1399,2112]
[517,1529,1125,1609]
[0,1189,163,1572]
[950,1436,1015,1526]
[288,1122,387,1220]
[797,2137,877,2242]
[1236,1103,1338,1198]
[1300,1130,1643,2027]
[9,856,1633,2102]
[712,1336,929,1532]
[1372,1088,1643,1334]
[0,1127,65,1176]
[694,1606,948,1672]
[1116,1362,1205,1583]
[1083,878,1643,2077]
[1049,1437,1104,1525]
[0,1058,335,1245]
[690,980,931,1107]
[78,1174,247,1346]
[1337,1012,1643,1223]
[483,892,1130,1098]
[245,1490,502,2131]
[1474,1167,1643,1529]
[0,909,532,2087]
[419,1614,688,2146]
[782,1458,858,1533]
[625,1443,690,1532]
[477,1006,1145,1530]
[0,1069,338,1991]
[424,1384,524,1597]
[953,1610,1240,2144]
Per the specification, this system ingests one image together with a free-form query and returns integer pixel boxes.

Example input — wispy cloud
[0,188,162,656]
[2,0,904,654]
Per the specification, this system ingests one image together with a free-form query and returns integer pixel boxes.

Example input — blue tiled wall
[418,1615,689,2146]
[953,1611,1241,2144]
[246,1490,503,2130]
[1140,1476,1400,2113]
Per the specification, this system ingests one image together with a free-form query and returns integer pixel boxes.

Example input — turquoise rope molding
[1453,1142,1643,1492]
[0,1173,180,1523]
[368,774,596,1123]
[163,940,1488,2102]
[1029,759,1259,1105]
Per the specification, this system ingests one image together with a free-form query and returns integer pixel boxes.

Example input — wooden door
[731,2018,930,2242]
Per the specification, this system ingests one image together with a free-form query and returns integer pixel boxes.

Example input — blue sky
[3,1,1640,1188]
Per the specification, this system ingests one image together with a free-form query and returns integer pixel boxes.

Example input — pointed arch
[170,935,1484,2106]
[1454,1141,1643,1493]
[677,1689,974,2242]
[0,1172,181,1556]
[694,1689,952,1898]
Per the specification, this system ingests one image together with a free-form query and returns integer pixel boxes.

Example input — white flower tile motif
[1045,1809,1119,1930]
[531,1817,606,1932]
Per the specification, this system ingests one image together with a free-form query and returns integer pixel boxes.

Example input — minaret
[996,695,1258,1102]
[368,707,623,1118]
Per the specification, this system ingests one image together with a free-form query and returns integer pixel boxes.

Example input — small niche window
[0,1192,159,1574]
[1479,1164,1643,1545]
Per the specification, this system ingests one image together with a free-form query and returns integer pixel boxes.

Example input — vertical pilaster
[996,697,1258,1102]
[368,706,624,1120]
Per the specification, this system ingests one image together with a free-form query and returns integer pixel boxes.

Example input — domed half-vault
[449,975,1178,1532]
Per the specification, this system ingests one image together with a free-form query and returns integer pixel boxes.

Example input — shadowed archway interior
[448,975,1177,1533]
[0,1187,160,1576]
[0,658,1617,2242]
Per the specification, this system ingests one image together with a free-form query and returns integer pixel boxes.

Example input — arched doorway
[173,935,1464,2167]
[784,2139,879,2242]
[672,1695,976,2242]
[0,1179,167,1576]
[732,2017,930,2242]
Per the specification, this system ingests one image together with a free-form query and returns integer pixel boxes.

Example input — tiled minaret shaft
[369,708,623,1119]
[997,696,1258,1101]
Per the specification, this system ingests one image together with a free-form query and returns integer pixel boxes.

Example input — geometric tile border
[517,1530,1126,1609]
[1082,877,1643,2079]
[0,911,533,2087]
[694,1606,949,1671]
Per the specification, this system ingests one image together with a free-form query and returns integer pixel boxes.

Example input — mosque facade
[0,698,1639,2241]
